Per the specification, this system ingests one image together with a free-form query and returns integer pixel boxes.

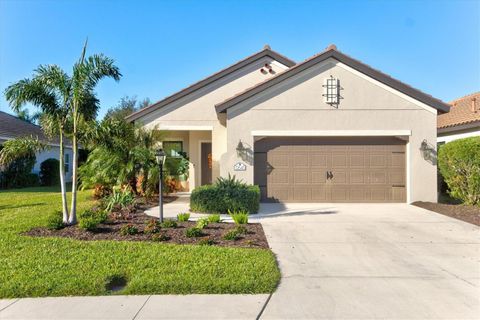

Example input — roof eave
[125,48,296,122]
[215,49,451,114]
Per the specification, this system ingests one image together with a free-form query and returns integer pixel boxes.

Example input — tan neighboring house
[127,45,450,203]
[437,92,480,144]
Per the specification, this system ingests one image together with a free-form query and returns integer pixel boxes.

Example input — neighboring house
[127,44,450,203]
[437,92,480,144]
[0,111,73,182]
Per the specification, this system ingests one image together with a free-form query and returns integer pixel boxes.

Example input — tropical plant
[196,217,210,229]
[229,210,249,224]
[185,227,203,238]
[3,41,121,224]
[79,118,165,196]
[207,214,221,223]
[68,40,121,224]
[104,96,150,121]
[438,137,480,205]
[103,187,136,212]
[177,213,190,222]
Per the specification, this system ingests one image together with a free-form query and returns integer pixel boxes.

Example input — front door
[201,142,212,185]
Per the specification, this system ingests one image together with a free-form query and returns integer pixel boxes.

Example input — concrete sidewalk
[0,294,269,320]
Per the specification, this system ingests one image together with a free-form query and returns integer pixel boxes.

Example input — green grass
[0,186,280,298]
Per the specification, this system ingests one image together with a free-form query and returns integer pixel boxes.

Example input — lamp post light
[155,148,166,223]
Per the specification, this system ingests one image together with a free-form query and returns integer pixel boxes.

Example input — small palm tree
[4,67,72,222]
[68,40,121,224]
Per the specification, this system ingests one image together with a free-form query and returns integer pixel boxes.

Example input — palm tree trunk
[59,129,69,223]
[69,111,78,225]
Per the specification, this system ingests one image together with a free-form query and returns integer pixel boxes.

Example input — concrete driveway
[258,203,480,319]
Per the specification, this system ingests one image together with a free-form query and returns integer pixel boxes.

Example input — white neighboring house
[0,111,73,182]
[437,92,480,144]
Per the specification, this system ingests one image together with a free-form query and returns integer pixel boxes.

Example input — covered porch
[160,128,214,192]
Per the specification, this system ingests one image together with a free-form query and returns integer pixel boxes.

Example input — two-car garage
[254,136,406,203]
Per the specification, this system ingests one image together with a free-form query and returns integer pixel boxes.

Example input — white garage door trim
[251,130,412,137]
[252,130,412,204]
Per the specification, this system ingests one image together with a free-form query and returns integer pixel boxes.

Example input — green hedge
[438,136,480,206]
[190,176,260,214]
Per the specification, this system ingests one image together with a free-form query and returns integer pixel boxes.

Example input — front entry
[254,137,406,203]
[200,142,212,185]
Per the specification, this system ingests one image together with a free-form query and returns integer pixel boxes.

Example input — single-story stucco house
[437,92,479,144]
[126,44,450,203]
[0,111,73,182]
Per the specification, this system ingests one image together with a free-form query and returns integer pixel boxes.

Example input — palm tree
[68,41,121,224]
[4,68,71,222]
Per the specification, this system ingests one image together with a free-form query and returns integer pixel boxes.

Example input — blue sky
[1,0,479,119]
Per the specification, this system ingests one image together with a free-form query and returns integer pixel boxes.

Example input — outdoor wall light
[419,139,437,164]
[236,140,246,158]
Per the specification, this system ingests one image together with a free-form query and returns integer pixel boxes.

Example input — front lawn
[0,186,280,298]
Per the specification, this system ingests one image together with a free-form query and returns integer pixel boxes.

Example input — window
[163,141,183,157]
[65,153,70,173]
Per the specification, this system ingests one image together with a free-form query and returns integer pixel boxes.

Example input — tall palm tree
[68,41,121,224]
[4,69,71,222]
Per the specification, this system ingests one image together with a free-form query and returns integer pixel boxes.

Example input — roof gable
[215,46,450,114]
[126,46,295,122]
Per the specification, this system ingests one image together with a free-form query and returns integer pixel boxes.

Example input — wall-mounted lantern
[236,140,246,158]
[322,75,341,106]
[419,139,437,164]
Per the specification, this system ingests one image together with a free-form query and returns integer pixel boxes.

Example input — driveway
[258,203,480,319]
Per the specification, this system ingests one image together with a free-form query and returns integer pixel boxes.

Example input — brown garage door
[254,137,406,203]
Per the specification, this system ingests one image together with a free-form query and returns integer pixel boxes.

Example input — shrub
[144,219,161,234]
[46,210,64,230]
[185,227,203,238]
[120,224,138,235]
[177,212,190,222]
[234,225,248,235]
[207,214,221,223]
[0,152,38,189]
[223,229,241,241]
[229,210,249,224]
[161,219,177,228]
[198,237,214,246]
[104,188,135,212]
[190,175,260,214]
[78,209,108,231]
[39,158,60,186]
[438,137,480,205]
[151,233,170,242]
[196,217,209,229]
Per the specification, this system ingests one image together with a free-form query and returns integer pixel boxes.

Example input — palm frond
[0,136,47,166]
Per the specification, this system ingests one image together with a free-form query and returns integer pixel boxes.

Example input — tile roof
[437,92,480,129]
[0,111,70,146]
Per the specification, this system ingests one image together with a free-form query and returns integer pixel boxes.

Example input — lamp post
[155,148,166,223]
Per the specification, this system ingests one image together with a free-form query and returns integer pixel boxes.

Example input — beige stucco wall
[223,59,438,202]
[137,56,288,186]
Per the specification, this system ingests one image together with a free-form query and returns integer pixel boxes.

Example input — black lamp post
[155,148,166,222]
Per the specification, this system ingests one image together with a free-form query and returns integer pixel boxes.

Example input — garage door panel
[269,153,290,167]
[311,171,327,184]
[255,137,406,203]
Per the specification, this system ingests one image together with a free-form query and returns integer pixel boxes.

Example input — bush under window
[40,158,60,186]
[190,175,260,214]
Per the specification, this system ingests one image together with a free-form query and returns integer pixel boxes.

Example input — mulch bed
[25,210,269,249]
[413,201,480,226]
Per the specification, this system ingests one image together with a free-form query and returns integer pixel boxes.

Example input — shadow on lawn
[0,202,47,211]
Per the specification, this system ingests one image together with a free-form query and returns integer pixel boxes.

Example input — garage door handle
[326,171,333,180]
